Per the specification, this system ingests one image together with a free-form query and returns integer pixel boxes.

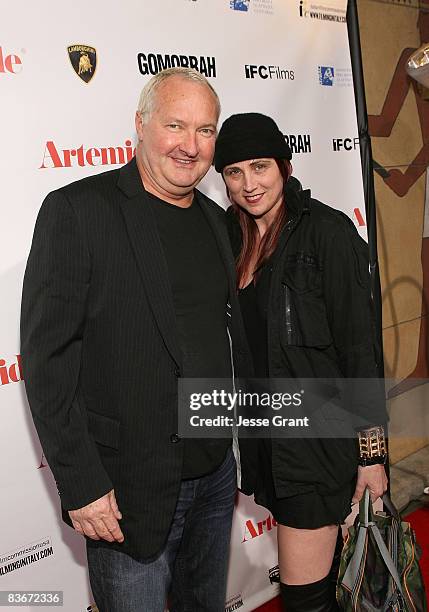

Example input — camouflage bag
[337,488,427,611]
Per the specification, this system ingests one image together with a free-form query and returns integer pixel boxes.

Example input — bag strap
[343,488,372,590]
[341,522,368,590]
[368,522,405,600]
[359,489,402,529]
[359,487,372,526]
[341,489,406,603]
[381,493,402,523]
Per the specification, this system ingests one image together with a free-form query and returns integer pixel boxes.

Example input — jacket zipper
[280,216,300,346]
[266,189,309,367]
[284,285,293,344]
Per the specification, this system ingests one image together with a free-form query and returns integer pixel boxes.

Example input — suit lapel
[117,158,182,369]
[196,190,237,300]
[197,191,251,360]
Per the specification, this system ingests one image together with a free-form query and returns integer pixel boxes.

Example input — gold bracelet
[358,425,386,460]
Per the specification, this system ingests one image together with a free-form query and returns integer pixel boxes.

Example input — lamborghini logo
[67,44,97,83]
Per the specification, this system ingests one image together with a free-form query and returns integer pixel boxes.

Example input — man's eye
[199,128,215,136]
[168,124,181,129]
[255,164,267,171]
[225,168,241,177]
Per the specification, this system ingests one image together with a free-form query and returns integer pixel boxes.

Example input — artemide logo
[39,140,136,169]
[0,46,23,74]
[0,355,23,386]
[242,514,277,542]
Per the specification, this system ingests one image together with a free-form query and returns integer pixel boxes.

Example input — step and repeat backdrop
[1,1,365,610]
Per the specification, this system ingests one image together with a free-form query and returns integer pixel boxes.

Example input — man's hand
[352,464,388,504]
[68,489,124,543]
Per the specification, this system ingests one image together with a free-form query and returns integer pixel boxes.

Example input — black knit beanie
[214,112,292,172]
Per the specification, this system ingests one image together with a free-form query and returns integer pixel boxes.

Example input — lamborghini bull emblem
[67,44,97,83]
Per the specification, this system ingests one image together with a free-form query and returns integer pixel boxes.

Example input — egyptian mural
[359,0,429,460]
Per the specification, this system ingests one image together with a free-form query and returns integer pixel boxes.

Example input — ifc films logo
[318,66,334,86]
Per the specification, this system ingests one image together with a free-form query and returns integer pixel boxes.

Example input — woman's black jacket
[226,176,388,498]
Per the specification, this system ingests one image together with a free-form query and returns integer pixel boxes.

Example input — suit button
[170,433,180,443]
[174,367,181,377]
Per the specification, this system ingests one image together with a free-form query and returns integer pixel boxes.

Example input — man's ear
[135,112,144,141]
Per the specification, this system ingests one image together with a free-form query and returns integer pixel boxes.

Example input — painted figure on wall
[369,3,429,394]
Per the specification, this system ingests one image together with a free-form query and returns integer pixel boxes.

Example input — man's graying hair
[137,67,221,123]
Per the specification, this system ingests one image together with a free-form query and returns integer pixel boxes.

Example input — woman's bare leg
[278,524,339,584]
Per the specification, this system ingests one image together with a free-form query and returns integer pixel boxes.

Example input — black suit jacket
[20,158,252,559]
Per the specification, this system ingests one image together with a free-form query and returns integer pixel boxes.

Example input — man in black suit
[21,67,251,612]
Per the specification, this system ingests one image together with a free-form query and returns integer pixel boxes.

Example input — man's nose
[179,131,198,158]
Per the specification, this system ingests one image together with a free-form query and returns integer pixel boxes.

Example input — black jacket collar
[284,176,311,220]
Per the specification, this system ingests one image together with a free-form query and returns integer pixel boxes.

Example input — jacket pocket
[281,262,332,348]
[87,409,120,450]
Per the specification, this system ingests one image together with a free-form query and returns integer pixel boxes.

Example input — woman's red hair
[228,159,292,288]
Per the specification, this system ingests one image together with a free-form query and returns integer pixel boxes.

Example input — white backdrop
[0,1,365,610]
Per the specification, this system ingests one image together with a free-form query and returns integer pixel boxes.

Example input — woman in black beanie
[214,113,388,612]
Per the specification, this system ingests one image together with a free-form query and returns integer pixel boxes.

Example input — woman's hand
[352,464,388,504]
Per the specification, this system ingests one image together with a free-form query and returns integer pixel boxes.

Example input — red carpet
[404,506,429,607]
[253,505,429,612]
